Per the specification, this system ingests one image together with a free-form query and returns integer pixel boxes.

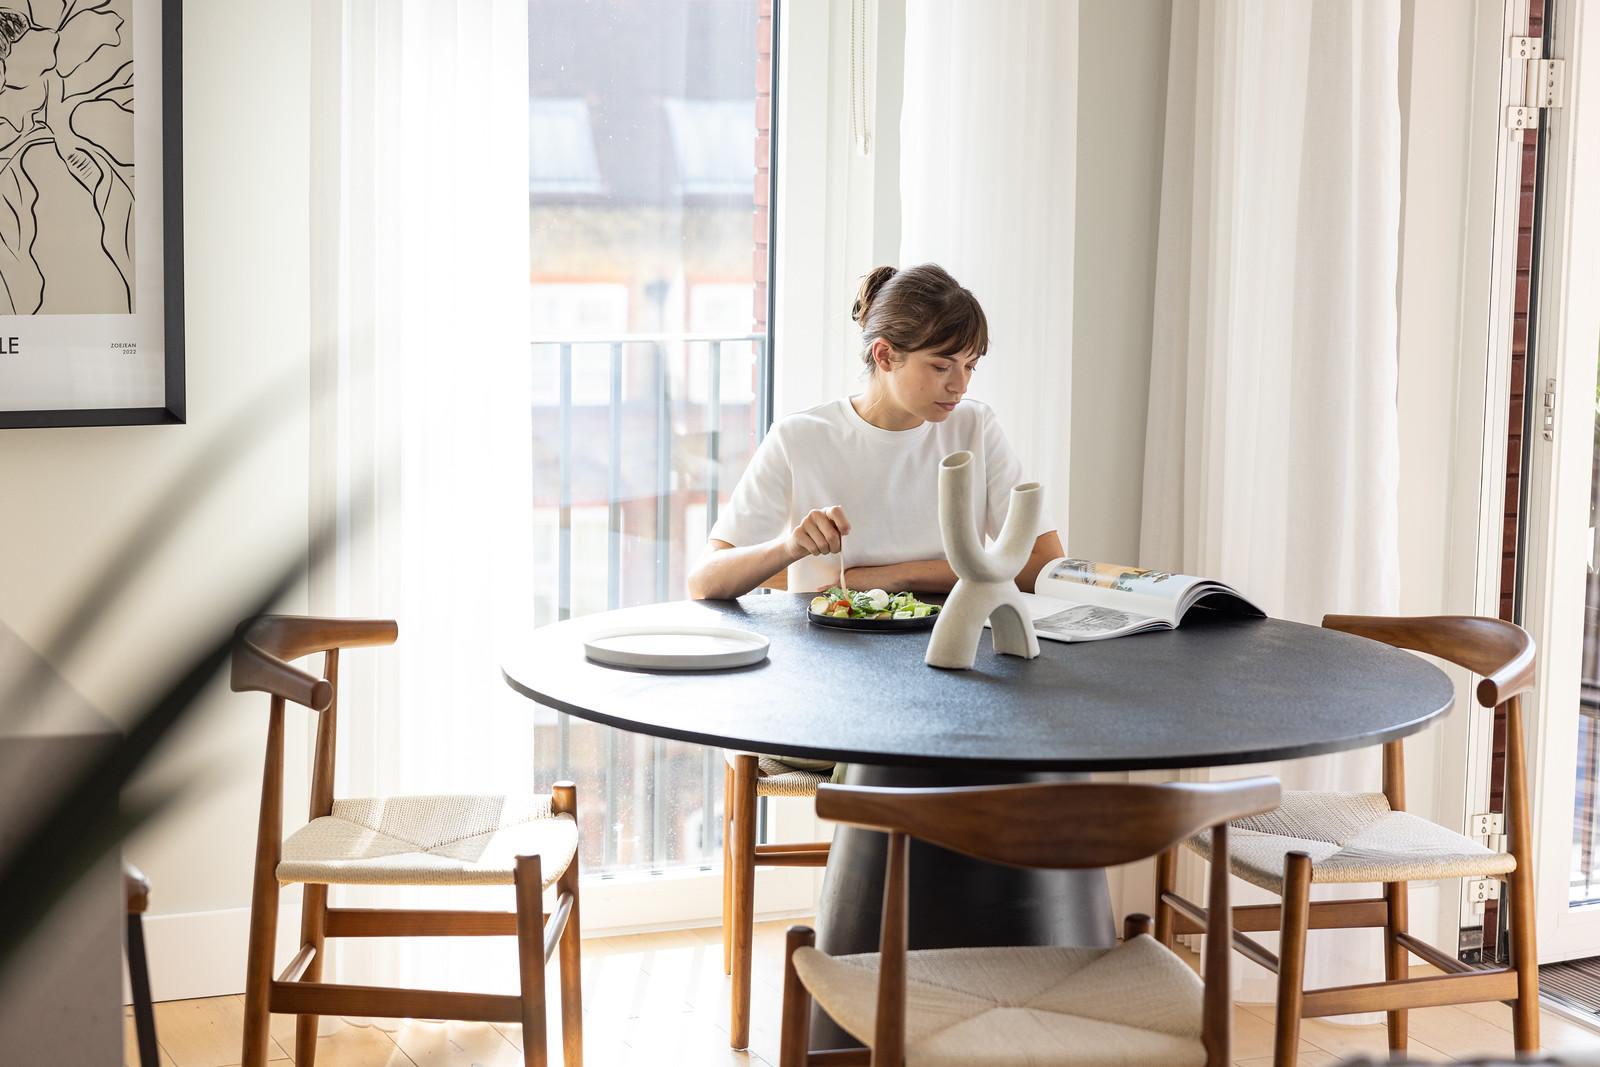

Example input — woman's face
[875,342,981,423]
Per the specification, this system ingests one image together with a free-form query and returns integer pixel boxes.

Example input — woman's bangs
[926,297,988,357]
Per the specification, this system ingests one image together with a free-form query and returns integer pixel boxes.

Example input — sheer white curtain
[898,0,1077,530]
[307,0,534,994]
[1141,1,1403,1003]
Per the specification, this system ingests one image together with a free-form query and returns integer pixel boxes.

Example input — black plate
[804,602,940,632]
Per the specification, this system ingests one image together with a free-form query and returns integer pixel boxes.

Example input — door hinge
[1470,811,1508,852]
[1543,378,1557,441]
[1467,879,1502,902]
[1507,106,1540,132]
[1469,812,1506,836]
[1467,878,1502,910]
[1506,36,1565,132]
[1511,36,1542,60]
[1529,59,1566,108]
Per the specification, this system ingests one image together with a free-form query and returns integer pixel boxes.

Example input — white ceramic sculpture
[925,450,1043,670]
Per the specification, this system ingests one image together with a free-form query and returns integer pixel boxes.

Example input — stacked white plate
[582,625,770,671]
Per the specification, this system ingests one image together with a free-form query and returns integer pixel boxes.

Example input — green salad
[810,587,940,621]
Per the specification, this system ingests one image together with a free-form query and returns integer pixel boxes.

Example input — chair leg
[515,855,550,1067]
[125,912,160,1067]
[1274,852,1313,1067]
[1507,864,1540,1052]
[723,758,734,976]
[779,926,815,1067]
[241,875,281,1067]
[295,883,329,1066]
[1155,847,1177,948]
[1505,695,1541,1054]
[553,781,585,1066]
[729,754,758,1050]
[1383,880,1409,1056]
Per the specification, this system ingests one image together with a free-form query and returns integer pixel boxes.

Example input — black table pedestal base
[807,764,1115,1051]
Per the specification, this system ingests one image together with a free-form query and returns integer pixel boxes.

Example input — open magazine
[1006,559,1264,643]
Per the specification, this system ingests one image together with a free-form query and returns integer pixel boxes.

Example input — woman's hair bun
[851,265,897,327]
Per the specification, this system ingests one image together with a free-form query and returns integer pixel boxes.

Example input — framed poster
[0,0,183,428]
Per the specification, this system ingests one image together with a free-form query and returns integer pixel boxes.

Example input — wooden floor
[127,920,1600,1067]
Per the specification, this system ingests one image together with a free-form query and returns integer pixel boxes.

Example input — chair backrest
[813,777,1281,870]
[1322,614,1534,709]
[231,615,400,872]
[1323,613,1539,905]
[814,777,1280,1067]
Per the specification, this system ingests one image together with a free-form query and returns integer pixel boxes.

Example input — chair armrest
[239,615,399,661]
[231,637,334,710]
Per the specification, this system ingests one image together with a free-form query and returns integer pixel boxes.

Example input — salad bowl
[805,588,942,632]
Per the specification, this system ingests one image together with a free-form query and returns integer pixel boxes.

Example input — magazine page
[1032,559,1205,626]
[1015,593,1167,642]
[1180,586,1266,618]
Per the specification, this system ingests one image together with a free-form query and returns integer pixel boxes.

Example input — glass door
[1509,0,1600,964]
[1567,417,1600,908]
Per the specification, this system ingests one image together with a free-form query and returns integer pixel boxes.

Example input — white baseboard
[137,895,301,1004]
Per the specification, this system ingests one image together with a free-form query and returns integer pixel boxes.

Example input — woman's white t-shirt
[707,397,1053,593]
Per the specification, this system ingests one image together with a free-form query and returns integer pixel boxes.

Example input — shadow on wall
[0,372,367,984]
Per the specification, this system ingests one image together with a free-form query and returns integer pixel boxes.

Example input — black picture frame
[0,0,185,429]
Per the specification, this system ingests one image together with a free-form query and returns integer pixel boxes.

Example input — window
[529,0,777,878]
[663,98,758,196]
[529,99,606,195]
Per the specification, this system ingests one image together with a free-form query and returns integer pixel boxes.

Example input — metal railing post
[707,340,722,534]
[655,341,671,601]
[558,342,573,621]
[608,342,623,611]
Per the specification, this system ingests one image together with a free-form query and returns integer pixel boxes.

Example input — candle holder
[925,450,1042,670]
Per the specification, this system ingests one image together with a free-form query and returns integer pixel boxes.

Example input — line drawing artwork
[0,0,133,316]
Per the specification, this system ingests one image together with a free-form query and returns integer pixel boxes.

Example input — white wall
[1068,0,1170,563]
[0,0,313,999]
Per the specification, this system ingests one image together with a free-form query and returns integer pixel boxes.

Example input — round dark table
[502,593,1455,1047]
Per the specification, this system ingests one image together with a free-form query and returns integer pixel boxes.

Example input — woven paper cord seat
[277,793,578,887]
[754,755,830,798]
[1189,790,1516,893]
[791,935,1206,1067]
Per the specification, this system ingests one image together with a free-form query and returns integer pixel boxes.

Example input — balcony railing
[529,332,771,874]
[1571,580,1600,903]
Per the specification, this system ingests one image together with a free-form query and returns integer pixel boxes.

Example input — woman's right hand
[785,505,851,558]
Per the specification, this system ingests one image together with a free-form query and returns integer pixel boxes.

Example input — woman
[687,263,1062,601]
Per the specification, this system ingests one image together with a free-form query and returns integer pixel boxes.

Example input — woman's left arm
[1015,529,1064,593]
[844,530,1064,595]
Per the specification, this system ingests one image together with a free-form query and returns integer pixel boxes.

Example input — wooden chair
[1155,614,1539,1066]
[124,862,159,1067]
[722,752,831,1049]
[232,615,583,1067]
[778,776,1282,1066]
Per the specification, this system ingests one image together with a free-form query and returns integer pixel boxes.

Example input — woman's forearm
[1017,531,1064,593]
[844,559,958,594]
[846,530,1062,596]
[687,538,798,600]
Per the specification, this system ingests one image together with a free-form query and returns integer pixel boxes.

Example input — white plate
[582,625,770,671]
